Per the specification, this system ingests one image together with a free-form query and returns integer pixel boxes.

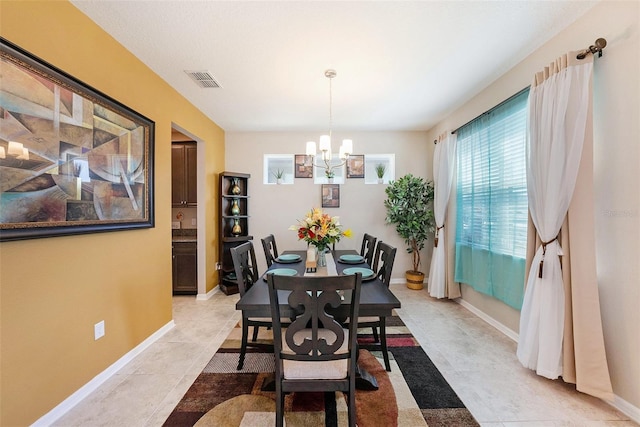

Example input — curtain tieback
[538,235,559,278]
[434,224,445,247]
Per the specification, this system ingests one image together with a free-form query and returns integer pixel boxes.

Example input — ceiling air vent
[184,70,221,88]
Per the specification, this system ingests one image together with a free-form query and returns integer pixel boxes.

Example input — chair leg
[347,388,357,427]
[237,317,249,370]
[371,326,379,343]
[251,325,259,342]
[379,317,391,372]
[275,383,284,427]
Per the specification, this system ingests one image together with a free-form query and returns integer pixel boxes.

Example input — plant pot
[276,178,283,185]
[405,270,424,290]
[377,178,384,184]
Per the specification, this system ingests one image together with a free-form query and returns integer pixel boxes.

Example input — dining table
[235,248,401,390]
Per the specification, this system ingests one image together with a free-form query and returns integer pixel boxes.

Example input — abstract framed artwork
[294,154,313,178]
[321,184,340,208]
[346,154,364,178]
[0,38,155,241]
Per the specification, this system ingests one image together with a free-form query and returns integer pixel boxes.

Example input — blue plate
[342,267,375,281]
[275,254,301,263]
[339,254,365,264]
[268,268,298,276]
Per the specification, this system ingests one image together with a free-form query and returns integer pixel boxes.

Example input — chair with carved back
[357,241,396,371]
[267,273,362,427]
[230,241,273,370]
[261,234,279,267]
[360,233,377,266]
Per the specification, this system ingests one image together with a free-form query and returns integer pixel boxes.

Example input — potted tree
[384,174,435,289]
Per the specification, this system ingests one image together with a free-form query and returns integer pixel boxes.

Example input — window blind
[454,88,529,310]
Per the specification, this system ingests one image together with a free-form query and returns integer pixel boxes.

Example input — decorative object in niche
[230,177,241,195]
[375,163,386,183]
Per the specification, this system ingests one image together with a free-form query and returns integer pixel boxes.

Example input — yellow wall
[0,1,224,425]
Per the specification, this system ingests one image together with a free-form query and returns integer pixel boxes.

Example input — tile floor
[54,285,637,427]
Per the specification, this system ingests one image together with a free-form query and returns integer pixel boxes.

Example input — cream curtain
[517,52,613,400]
[428,132,457,298]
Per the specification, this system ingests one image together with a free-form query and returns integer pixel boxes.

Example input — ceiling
[70,1,598,133]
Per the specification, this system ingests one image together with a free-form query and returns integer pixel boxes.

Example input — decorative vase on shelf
[230,198,241,216]
[230,177,241,195]
[231,218,242,236]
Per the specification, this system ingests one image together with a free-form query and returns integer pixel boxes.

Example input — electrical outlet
[215,262,221,270]
[191,218,197,226]
[94,320,105,340]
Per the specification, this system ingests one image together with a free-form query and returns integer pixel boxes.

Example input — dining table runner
[304,251,338,277]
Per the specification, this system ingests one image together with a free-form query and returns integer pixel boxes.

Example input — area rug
[163,314,479,427]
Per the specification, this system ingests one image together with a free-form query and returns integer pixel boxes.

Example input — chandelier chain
[328,75,333,139]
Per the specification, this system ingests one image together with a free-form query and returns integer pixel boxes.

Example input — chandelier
[305,69,353,179]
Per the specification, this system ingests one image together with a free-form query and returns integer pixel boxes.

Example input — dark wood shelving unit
[218,172,252,295]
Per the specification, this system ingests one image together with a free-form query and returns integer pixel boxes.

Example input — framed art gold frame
[0,38,155,241]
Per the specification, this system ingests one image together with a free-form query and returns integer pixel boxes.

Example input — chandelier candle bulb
[342,139,353,156]
[319,135,331,153]
[306,141,316,156]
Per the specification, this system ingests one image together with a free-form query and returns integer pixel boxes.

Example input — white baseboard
[31,320,175,427]
[612,394,640,424]
[455,298,640,424]
[197,286,220,300]
[456,298,519,342]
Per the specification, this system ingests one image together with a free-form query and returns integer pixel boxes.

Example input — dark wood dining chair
[360,233,377,266]
[230,241,273,370]
[357,241,397,371]
[261,234,279,267]
[267,273,362,427]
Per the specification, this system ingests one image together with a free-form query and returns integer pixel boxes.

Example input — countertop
[172,236,197,242]
[172,230,197,242]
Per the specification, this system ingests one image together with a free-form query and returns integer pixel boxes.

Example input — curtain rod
[577,37,607,60]
[434,37,607,144]
[449,86,530,136]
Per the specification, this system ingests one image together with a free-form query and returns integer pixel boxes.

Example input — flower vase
[317,250,326,267]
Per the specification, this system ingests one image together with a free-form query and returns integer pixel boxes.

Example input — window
[454,88,529,310]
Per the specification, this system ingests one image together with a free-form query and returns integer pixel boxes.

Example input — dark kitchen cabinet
[172,142,197,207]
[172,241,197,295]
